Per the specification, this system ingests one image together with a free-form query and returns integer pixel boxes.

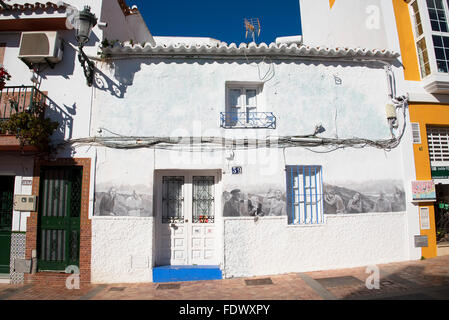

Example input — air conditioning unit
[18,31,63,67]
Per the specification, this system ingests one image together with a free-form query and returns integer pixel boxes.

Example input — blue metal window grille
[286,165,324,225]
[220,112,276,129]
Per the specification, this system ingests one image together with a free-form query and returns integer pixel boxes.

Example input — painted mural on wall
[222,188,287,217]
[94,187,153,217]
[323,180,406,214]
[222,180,406,217]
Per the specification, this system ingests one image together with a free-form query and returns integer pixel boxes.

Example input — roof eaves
[101,42,400,60]
[117,0,139,16]
[0,1,66,13]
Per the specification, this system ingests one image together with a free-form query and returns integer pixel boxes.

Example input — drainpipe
[31,250,37,274]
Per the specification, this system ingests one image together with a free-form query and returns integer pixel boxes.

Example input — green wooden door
[37,167,82,271]
[0,176,14,274]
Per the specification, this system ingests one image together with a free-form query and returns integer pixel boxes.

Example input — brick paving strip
[361,269,449,300]
[0,256,447,300]
[78,284,108,300]
[381,270,424,290]
[351,284,449,300]
[0,284,33,300]
[297,273,337,300]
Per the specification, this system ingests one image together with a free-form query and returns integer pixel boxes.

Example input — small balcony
[0,86,48,120]
[0,85,49,151]
[220,112,276,129]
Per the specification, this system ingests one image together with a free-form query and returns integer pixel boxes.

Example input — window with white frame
[225,84,260,127]
[410,0,449,77]
[410,0,431,77]
[286,165,324,225]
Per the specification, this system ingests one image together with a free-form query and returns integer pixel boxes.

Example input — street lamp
[74,6,97,87]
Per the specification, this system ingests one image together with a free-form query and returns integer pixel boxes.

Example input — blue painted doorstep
[153,265,222,283]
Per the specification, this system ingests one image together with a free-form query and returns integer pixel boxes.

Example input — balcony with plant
[0,85,59,152]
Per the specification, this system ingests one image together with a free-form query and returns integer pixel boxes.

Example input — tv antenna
[244,18,261,43]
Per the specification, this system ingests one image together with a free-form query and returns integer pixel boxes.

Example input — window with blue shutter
[286,165,324,225]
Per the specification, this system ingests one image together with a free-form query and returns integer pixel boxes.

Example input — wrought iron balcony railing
[220,112,276,129]
[0,85,48,121]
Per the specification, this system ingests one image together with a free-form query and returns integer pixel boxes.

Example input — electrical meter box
[14,195,37,212]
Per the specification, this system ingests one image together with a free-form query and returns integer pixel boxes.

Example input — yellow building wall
[392,0,421,81]
[409,105,449,258]
[393,1,446,258]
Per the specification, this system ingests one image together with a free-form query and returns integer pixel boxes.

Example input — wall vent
[411,122,421,144]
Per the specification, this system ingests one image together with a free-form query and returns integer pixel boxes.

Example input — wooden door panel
[37,167,82,271]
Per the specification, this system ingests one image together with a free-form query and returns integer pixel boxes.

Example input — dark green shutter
[0,177,14,274]
[37,167,82,271]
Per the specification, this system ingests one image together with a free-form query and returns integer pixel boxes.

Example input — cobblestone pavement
[1,256,448,300]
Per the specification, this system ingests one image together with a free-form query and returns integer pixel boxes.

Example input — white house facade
[0,0,423,285]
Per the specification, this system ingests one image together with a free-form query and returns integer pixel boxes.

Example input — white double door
[155,170,220,266]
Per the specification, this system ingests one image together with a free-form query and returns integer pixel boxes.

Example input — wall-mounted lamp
[74,5,97,87]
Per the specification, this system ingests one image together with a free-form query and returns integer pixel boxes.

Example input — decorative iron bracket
[78,45,95,87]
[0,0,11,9]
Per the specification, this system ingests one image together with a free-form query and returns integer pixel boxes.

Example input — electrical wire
[242,46,275,83]
[59,87,409,154]
[59,98,409,153]
[57,98,408,153]
[60,50,407,155]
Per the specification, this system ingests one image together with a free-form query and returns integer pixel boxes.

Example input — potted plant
[0,109,59,151]
[0,66,11,90]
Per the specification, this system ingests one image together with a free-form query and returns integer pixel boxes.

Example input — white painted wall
[100,0,154,45]
[91,216,154,283]
[0,0,424,282]
[0,0,134,227]
[153,36,224,46]
[94,58,394,140]
[223,213,408,278]
[87,41,420,282]
[0,155,34,232]
[299,0,396,50]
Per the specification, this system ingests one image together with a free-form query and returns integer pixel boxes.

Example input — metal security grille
[286,166,324,225]
[162,176,184,223]
[220,112,276,129]
[192,176,215,223]
[37,167,82,271]
[0,176,14,274]
[0,178,13,231]
[427,126,449,163]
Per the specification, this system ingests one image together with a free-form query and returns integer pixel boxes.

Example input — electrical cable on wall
[58,95,408,153]
[58,58,407,154]
[242,47,275,83]
[57,94,408,153]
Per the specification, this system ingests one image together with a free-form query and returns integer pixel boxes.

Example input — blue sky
[127,0,302,44]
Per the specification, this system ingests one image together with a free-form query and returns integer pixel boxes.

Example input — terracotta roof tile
[117,0,139,16]
[0,1,65,12]
[103,41,400,60]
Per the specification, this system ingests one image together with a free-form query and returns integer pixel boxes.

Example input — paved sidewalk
[0,256,448,300]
